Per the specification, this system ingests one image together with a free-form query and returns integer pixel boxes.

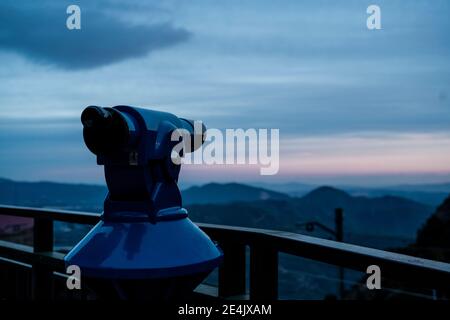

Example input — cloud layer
[0,2,190,69]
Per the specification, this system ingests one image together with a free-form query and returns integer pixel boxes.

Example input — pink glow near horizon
[3,131,449,185]
[179,132,450,183]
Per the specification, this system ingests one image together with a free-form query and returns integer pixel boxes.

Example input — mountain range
[251,181,450,206]
[182,182,290,205]
[0,178,289,210]
[0,177,437,244]
[187,186,433,240]
[0,177,107,212]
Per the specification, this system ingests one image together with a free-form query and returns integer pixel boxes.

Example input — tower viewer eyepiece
[81,105,112,128]
[81,105,206,156]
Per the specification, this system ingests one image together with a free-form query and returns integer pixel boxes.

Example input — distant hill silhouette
[0,177,106,212]
[409,195,450,262]
[343,186,450,207]
[0,178,434,240]
[417,195,450,247]
[301,186,351,203]
[0,178,288,209]
[252,182,450,206]
[182,182,290,205]
[188,186,433,239]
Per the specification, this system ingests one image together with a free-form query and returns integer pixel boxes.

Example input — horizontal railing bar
[198,223,449,270]
[0,205,100,224]
[0,240,65,271]
[1,205,450,290]
[198,223,450,288]
[0,256,32,269]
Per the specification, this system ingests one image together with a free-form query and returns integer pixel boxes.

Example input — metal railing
[1,204,450,300]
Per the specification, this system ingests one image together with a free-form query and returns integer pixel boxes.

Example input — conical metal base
[65,218,223,280]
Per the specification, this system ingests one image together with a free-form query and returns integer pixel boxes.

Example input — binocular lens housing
[81,106,206,156]
[81,106,136,155]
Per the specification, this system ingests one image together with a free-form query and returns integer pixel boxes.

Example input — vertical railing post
[335,208,345,299]
[32,217,54,300]
[218,240,246,298]
[335,208,343,243]
[250,243,278,300]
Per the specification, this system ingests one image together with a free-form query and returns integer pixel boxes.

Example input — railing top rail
[1,204,450,287]
[198,223,450,280]
[0,204,100,224]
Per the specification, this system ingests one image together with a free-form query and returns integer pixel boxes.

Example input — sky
[0,0,449,187]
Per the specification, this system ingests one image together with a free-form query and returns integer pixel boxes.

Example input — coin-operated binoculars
[65,105,222,300]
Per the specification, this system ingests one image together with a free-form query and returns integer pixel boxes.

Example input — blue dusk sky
[0,0,449,186]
